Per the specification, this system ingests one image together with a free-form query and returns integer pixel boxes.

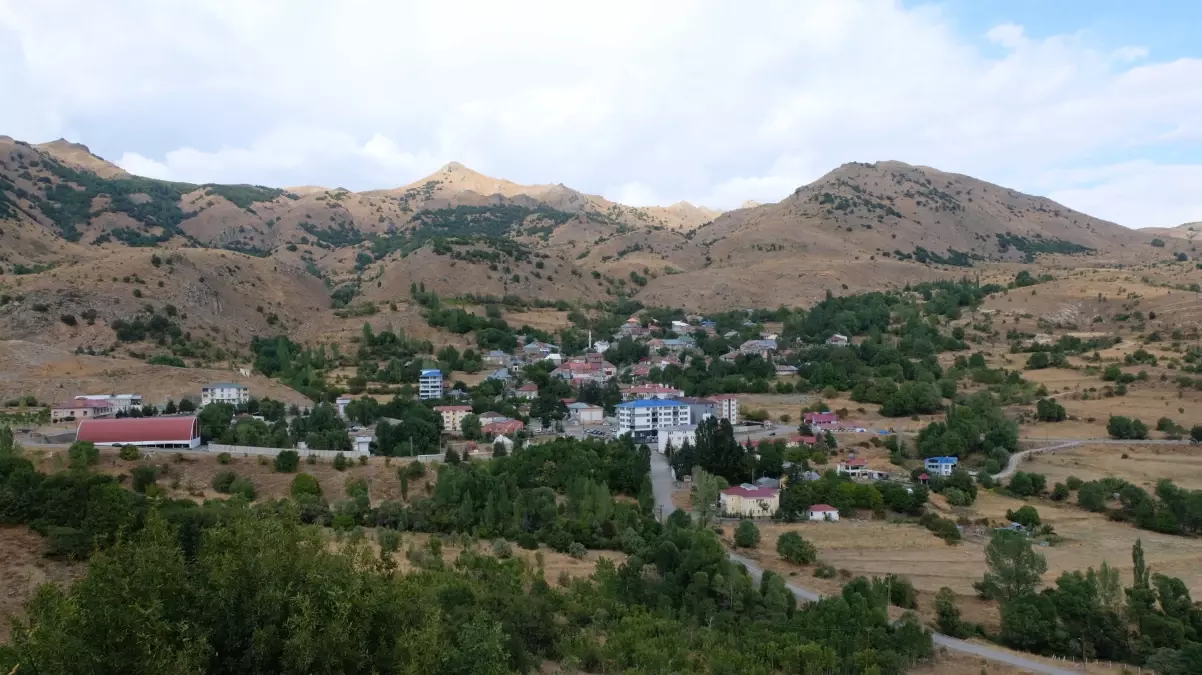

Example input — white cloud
[0,0,1200,224]
[1047,161,1202,228]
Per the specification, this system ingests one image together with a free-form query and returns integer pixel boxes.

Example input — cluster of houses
[718,482,840,522]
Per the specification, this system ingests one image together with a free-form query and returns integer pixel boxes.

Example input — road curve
[648,451,1078,675]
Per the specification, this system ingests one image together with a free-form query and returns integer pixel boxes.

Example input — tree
[734,520,760,548]
[274,450,300,473]
[130,465,158,494]
[1107,415,1149,440]
[67,441,99,469]
[333,452,349,471]
[178,398,196,413]
[461,414,481,441]
[776,531,817,564]
[976,530,1048,602]
[691,466,724,528]
[1035,398,1066,422]
[119,444,140,461]
[163,399,178,415]
[197,402,234,442]
[1050,483,1070,501]
[1005,505,1041,528]
[1191,425,1202,443]
[935,587,966,637]
[290,473,322,498]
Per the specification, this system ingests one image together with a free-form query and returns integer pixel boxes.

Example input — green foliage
[1007,471,1047,498]
[776,531,818,564]
[290,473,322,498]
[916,391,1018,460]
[733,519,761,548]
[212,471,238,493]
[1107,415,1149,439]
[1035,398,1066,422]
[333,452,349,471]
[67,441,99,469]
[119,444,141,461]
[935,587,968,637]
[975,530,1047,601]
[996,232,1094,261]
[1150,238,1166,247]
[273,450,300,473]
[130,465,158,494]
[1005,505,1041,528]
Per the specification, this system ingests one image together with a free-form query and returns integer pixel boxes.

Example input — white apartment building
[201,383,249,407]
[710,394,740,425]
[419,369,443,401]
[433,405,472,433]
[657,425,696,454]
[616,399,691,439]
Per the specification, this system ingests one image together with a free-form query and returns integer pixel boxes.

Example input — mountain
[0,135,1181,325]
[1141,222,1202,242]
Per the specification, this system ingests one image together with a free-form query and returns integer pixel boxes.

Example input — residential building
[483,419,525,436]
[74,394,143,413]
[719,484,780,517]
[76,416,201,449]
[624,384,684,401]
[837,457,868,478]
[433,405,473,433]
[592,340,611,353]
[478,411,508,426]
[754,477,782,490]
[516,383,539,400]
[657,424,696,454]
[826,334,850,347]
[775,365,799,377]
[551,355,616,383]
[485,350,508,366]
[709,394,740,425]
[677,397,717,425]
[201,382,249,407]
[807,504,840,522]
[670,320,690,332]
[615,399,691,438]
[566,402,604,424]
[739,339,777,358]
[335,397,353,418]
[486,368,510,382]
[418,369,442,401]
[803,411,839,427]
[925,456,959,477]
[52,399,114,422]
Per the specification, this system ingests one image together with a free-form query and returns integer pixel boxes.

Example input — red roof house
[77,416,200,449]
[483,419,525,436]
[804,412,839,425]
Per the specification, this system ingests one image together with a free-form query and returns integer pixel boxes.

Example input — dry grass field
[384,531,626,582]
[1020,443,1202,491]
[0,526,83,644]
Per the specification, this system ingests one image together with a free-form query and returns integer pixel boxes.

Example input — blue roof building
[924,456,959,476]
[418,369,443,401]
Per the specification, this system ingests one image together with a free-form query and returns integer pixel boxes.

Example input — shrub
[377,529,401,554]
[212,471,238,493]
[60,314,77,326]
[217,451,232,464]
[229,477,256,500]
[67,441,99,469]
[118,444,140,461]
[885,573,918,609]
[936,587,966,637]
[130,465,158,493]
[734,520,761,548]
[290,473,322,498]
[776,531,817,564]
[1005,505,1041,528]
[1050,483,1070,501]
[333,453,349,471]
[1066,476,1083,490]
[516,532,539,550]
[491,538,513,559]
[813,563,837,578]
[274,450,299,472]
[1107,415,1149,440]
[567,542,587,559]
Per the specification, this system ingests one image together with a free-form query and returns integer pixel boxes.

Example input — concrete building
[418,369,443,401]
[434,405,473,433]
[925,456,959,477]
[826,334,849,346]
[566,402,604,424]
[837,457,868,478]
[656,425,696,454]
[677,397,717,425]
[74,394,142,413]
[719,484,780,517]
[76,416,201,449]
[201,383,249,407]
[52,399,114,422]
[516,383,539,400]
[807,504,840,522]
[335,397,353,418]
[624,384,684,401]
[616,399,690,440]
[483,419,525,436]
[709,394,740,425]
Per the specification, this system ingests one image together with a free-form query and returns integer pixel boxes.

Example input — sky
[1,0,1200,228]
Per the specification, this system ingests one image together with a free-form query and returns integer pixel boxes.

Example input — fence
[205,443,368,459]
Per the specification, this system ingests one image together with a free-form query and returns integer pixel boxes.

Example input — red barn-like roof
[809,504,837,512]
[77,417,199,445]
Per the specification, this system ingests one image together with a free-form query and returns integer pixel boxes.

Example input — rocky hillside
[1141,222,1202,242]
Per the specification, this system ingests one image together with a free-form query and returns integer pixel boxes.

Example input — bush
[1005,505,1041,528]
[67,441,99,469]
[734,520,761,548]
[936,587,966,637]
[130,465,158,493]
[491,538,513,559]
[885,573,918,609]
[813,563,837,578]
[1066,476,1083,490]
[1050,483,1070,501]
[212,471,238,493]
[333,453,349,471]
[1007,471,1046,497]
[274,450,299,472]
[776,531,817,564]
[60,314,77,327]
[229,477,256,500]
[290,473,322,498]
[217,452,232,464]
[1107,415,1149,440]
[567,542,588,559]
[118,444,140,461]
[517,532,539,550]
[377,529,401,554]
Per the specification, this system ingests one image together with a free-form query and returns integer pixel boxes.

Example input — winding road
[649,451,1079,675]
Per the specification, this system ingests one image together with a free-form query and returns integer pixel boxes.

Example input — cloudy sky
[1,0,1200,228]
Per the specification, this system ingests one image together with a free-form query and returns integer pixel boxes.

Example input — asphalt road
[648,451,1080,675]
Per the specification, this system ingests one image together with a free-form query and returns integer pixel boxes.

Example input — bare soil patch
[0,526,83,644]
